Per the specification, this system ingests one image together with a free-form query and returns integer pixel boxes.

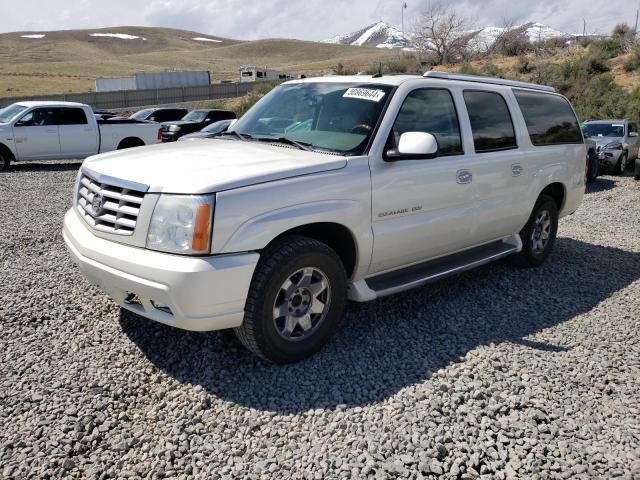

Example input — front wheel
[586,153,599,183]
[511,194,559,268]
[235,236,347,363]
[614,152,627,175]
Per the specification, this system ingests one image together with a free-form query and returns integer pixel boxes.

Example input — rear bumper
[62,209,259,331]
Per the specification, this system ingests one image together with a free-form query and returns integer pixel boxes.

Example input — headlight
[72,170,82,206]
[604,142,623,150]
[146,195,214,255]
[169,125,182,132]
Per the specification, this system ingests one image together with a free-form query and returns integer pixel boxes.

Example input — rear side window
[513,90,582,145]
[57,108,87,125]
[392,88,463,155]
[463,91,517,152]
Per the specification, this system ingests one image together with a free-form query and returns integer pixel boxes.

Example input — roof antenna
[372,62,383,78]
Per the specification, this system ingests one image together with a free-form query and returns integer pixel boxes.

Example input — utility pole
[583,18,586,37]
[402,2,407,35]
[635,8,639,39]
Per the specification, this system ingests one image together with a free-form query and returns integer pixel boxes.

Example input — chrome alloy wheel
[531,210,552,254]
[272,267,331,341]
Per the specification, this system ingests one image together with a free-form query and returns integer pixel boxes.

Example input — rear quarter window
[513,90,583,146]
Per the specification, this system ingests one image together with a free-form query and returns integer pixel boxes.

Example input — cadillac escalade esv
[63,72,586,363]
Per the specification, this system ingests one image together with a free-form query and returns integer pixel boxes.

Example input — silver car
[582,119,640,174]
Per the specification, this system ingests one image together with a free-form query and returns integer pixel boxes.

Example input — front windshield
[582,123,625,137]
[229,82,394,155]
[130,109,154,120]
[0,104,27,123]
[183,111,208,122]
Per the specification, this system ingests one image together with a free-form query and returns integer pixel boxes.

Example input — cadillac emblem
[91,194,104,214]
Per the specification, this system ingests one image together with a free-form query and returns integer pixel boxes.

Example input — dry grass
[0,26,397,97]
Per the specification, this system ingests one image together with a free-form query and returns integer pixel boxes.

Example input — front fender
[216,200,371,272]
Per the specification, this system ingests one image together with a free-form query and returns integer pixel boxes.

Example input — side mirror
[14,121,27,127]
[629,131,638,137]
[385,132,439,161]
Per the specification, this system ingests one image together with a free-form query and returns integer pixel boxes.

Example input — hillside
[0,26,398,97]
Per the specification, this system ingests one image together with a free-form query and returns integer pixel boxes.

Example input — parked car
[63,73,585,363]
[582,119,639,174]
[129,108,188,123]
[161,110,237,142]
[0,101,162,171]
[178,119,236,141]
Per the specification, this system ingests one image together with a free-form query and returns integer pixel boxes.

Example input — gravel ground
[1,161,639,480]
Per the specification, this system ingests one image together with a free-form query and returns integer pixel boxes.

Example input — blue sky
[0,0,632,39]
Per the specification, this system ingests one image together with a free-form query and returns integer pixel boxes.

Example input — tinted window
[463,91,517,152]
[514,90,582,145]
[130,109,154,120]
[392,89,463,155]
[57,108,87,125]
[629,123,637,134]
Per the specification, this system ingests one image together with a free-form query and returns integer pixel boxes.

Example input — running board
[348,236,521,301]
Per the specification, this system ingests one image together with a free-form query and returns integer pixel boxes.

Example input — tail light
[157,128,163,141]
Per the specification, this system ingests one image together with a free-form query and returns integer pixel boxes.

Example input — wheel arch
[117,137,145,149]
[0,142,16,161]
[262,222,359,279]
[540,182,566,211]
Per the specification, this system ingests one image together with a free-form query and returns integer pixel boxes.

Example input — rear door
[458,90,526,243]
[627,122,639,158]
[13,107,61,160]
[56,107,99,158]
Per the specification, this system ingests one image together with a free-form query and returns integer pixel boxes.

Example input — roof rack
[423,71,556,93]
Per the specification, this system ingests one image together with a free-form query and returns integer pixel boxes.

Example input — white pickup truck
[63,73,586,363]
[0,101,162,171]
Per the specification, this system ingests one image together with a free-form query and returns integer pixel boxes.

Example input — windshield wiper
[221,131,253,141]
[256,136,314,152]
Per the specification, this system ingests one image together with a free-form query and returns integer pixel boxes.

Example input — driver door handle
[456,170,473,184]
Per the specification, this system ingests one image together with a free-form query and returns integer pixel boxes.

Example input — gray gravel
[1,161,639,480]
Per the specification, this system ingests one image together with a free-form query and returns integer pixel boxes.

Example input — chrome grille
[76,173,145,236]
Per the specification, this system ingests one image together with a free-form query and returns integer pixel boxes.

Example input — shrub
[518,60,536,74]
[332,63,358,75]
[589,38,624,59]
[623,47,640,72]
[482,62,504,78]
[365,59,412,75]
[457,63,480,75]
[235,81,279,117]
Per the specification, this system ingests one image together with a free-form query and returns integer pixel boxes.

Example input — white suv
[63,72,586,363]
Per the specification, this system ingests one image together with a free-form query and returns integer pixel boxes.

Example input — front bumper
[161,132,179,142]
[597,149,622,168]
[62,209,259,331]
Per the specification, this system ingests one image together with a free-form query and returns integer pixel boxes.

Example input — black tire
[235,235,347,364]
[0,152,10,172]
[510,194,559,268]
[117,138,145,150]
[586,153,599,183]
[613,152,627,175]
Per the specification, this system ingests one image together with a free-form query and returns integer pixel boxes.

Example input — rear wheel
[511,194,559,268]
[0,152,10,172]
[235,236,347,363]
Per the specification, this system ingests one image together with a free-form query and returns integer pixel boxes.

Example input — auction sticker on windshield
[343,88,386,102]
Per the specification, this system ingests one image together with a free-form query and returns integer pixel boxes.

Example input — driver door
[369,88,476,274]
[13,107,61,160]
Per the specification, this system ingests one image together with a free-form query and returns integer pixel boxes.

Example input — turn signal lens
[192,204,212,252]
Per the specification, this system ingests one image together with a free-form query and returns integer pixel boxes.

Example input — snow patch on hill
[21,34,46,39]
[89,33,147,41]
[193,37,222,43]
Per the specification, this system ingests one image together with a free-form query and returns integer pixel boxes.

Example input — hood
[83,139,347,194]
[178,132,214,141]
[589,136,623,148]
[163,120,200,127]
